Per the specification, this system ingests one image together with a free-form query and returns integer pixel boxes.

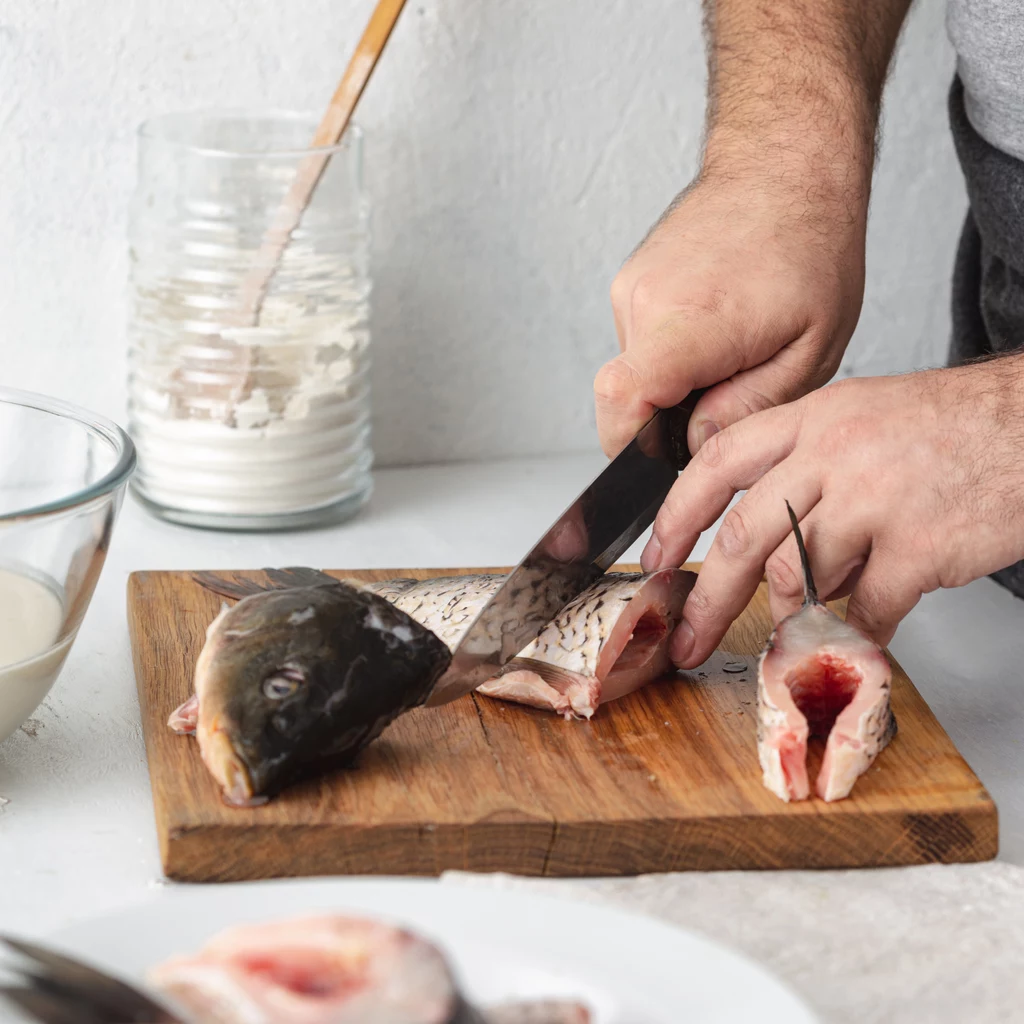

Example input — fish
[361,575,507,651]
[147,914,591,1024]
[757,502,896,802]
[185,574,451,806]
[173,567,693,804]
[477,569,695,719]
[358,570,694,719]
[147,914,482,1024]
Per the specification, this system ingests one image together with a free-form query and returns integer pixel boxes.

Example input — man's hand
[598,170,865,458]
[596,0,914,459]
[640,358,1024,667]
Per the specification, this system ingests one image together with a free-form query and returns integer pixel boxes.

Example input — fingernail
[641,533,662,572]
[696,420,719,449]
[671,620,696,666]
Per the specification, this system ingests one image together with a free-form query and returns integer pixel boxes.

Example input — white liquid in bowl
[0,568,70,742]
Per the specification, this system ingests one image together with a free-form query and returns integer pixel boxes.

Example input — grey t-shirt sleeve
[947,0,1024,163]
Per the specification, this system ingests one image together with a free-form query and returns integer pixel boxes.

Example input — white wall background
[1,0,963,466]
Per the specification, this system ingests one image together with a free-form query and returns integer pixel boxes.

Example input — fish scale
[363,570,695,720]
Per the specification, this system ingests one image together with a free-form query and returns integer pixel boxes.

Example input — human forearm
[702,0,914,201]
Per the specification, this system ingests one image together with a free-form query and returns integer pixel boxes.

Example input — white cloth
[443,863,1024,1023]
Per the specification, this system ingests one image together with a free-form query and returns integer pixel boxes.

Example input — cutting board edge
[157,801,998,883]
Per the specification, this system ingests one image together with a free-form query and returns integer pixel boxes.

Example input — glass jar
[127,110,372,530]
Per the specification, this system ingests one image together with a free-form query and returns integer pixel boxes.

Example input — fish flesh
[148,913,591,1024]
[148,914,481,1023]
[186,574,451,806]
[757,503,896,802]
[361,570,694,719]
[478,569,694,719]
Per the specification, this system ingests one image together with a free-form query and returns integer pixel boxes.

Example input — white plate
[48,877,817,1023]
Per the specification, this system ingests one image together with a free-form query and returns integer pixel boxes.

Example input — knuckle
[730,380,777,416]
[609,269,631,313]
[676,285,728,320]
[684,583,720,625]
[845,596,884,636]
[697,426,731,468]
[718,506,752,558]
[630,274,661,319]
[846,579,899,636]
[765,553,803,598]
[654,488,688,538]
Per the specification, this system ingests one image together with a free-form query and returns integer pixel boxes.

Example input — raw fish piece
[147,914,591,1024]
[757,504,896,802]
[190,576,451,806]
[478,569,695,719]
[148,915,480,1023]
[177,567,693,805]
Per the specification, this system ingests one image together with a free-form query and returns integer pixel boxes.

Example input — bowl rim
[0,387,137,522]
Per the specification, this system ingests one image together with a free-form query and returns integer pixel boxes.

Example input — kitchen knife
[425,388,708,707]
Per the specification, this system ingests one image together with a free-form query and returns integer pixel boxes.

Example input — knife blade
[424,388,708,707]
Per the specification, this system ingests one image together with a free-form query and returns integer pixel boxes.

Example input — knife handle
[664,387,709,472]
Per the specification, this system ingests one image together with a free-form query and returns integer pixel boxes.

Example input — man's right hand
[596,165,868,460]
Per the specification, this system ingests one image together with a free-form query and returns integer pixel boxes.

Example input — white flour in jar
[129,276,373,518]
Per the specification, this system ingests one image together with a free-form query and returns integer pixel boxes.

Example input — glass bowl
[0,388,136,743]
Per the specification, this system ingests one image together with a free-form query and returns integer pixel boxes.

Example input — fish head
[194,587,344,804]
[194,583,451,806]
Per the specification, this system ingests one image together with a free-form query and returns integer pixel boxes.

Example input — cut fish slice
[478,569,696,720]
[147,913,591,1024]
[757,504,896,802]
[147,914,477,1024]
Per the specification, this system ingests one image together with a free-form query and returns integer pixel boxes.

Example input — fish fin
[785,500,819,606]
[264,567,341,590]
[191,568,341,601]
[190,572,269,601]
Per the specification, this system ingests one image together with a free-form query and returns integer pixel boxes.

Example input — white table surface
[1,452,1023,941]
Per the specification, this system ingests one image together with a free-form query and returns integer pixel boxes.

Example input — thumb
[594,354,657,458]
[595,310,743,458]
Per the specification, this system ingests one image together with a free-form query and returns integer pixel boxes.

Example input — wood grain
[127,565,998,882]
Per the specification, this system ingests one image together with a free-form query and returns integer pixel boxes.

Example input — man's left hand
[640,358,1024,667]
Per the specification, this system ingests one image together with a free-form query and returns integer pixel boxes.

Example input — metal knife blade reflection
[424,389,707,707]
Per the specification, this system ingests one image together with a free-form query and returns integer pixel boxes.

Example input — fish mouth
[199,727,264,807]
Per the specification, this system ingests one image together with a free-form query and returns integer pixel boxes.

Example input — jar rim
[138,108,363,159]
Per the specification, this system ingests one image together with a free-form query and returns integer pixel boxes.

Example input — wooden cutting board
[128,565,997,882]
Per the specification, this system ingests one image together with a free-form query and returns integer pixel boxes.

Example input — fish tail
[785,500,818,606]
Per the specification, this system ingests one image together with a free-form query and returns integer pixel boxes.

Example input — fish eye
[262,667,306,700]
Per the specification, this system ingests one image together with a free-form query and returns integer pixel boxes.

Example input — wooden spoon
[234,0,409,327]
